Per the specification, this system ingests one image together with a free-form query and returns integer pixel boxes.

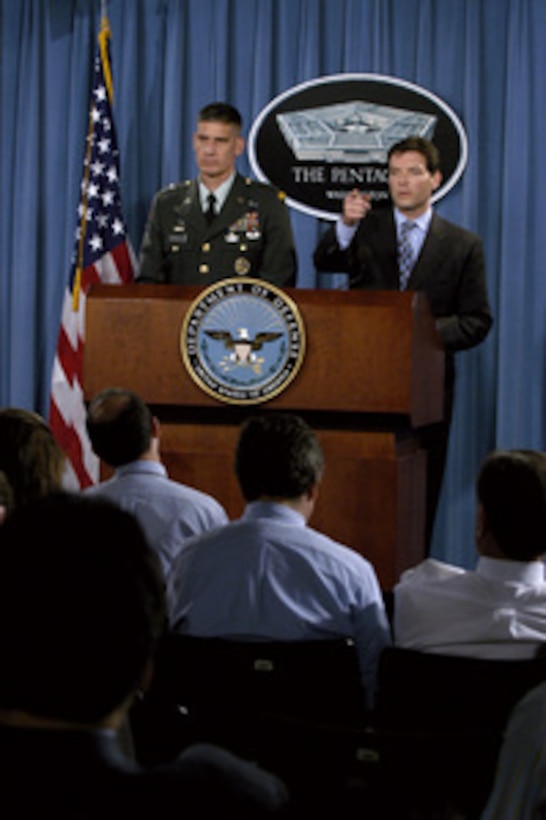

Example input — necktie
[205,192,216,225]
[398,220,417,291]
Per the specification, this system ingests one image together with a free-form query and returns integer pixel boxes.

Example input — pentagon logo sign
[248,73,468,220]
[181,278,306,405]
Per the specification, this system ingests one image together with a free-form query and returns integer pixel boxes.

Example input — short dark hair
[0,408,65,510]
[0,493,165,722]
[198,102,242,129]
[477,450,546,561]
[86,388,153,467]
[235,413,324,502]
[387,136,441,175]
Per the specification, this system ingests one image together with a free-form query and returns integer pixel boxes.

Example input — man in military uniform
[137,102,297,288]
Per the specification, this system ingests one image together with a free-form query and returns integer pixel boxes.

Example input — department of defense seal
[181,278,306,405]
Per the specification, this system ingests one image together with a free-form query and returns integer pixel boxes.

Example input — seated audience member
[85,388,229,578]
[0,493,288,818]
[0,407,65,509]
[394,449,546,657]
[167,412,391,704]
[481,674,546,820]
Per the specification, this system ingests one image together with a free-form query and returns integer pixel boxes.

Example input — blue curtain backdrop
[1,0,545,565]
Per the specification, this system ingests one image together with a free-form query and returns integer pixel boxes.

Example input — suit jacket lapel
[377,209,400,289]
[408,212,445,290]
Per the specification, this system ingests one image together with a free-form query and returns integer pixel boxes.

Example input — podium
[84,284,444,589]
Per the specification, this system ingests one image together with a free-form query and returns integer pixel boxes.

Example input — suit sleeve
[259,192,297,288]
[313,223,352,273]
[433,235,493,352]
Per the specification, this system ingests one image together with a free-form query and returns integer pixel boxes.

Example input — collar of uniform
[242,499,307,527]
[114,460,167,479]
[476,555,546,585]
[198,172,236,213]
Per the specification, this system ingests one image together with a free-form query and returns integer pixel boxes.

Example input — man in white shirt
[85,388,228,578]
[394,449,546,658]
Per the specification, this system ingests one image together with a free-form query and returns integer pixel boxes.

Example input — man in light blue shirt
[85,388,228,578]
[167,412,391,704]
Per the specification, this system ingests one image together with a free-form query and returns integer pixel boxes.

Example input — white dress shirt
[394,556,546,658]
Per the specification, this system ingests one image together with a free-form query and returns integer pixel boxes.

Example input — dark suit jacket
[313,208,493,353]
[138,173,297,288]
[0,726,288,819]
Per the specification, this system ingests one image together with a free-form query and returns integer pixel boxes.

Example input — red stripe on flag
[55,323,82,386]
[112,241,135,283]
[49,399,94,488]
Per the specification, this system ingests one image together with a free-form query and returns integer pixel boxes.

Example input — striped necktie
[398,220,417,291]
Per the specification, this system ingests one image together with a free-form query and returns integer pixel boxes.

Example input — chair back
[376,647,546,817]
[131,633,369,769]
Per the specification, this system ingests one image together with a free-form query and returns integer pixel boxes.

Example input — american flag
[49,18,136,488]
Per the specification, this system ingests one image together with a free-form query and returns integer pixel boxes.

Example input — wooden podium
[84,284,444,589]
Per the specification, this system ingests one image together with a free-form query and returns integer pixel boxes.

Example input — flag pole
[98,12,113,105]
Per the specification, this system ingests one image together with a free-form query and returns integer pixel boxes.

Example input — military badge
[228,217,246,234]
[234,257,251,275]
[245,211,261,240]
[246,211,260,230]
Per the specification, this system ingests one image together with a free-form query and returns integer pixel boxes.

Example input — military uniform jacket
[138,174,297,288]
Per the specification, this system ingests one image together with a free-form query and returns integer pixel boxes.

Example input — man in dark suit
[313,136,493,551]
[138,102,297,288]
[0,493,288,819]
